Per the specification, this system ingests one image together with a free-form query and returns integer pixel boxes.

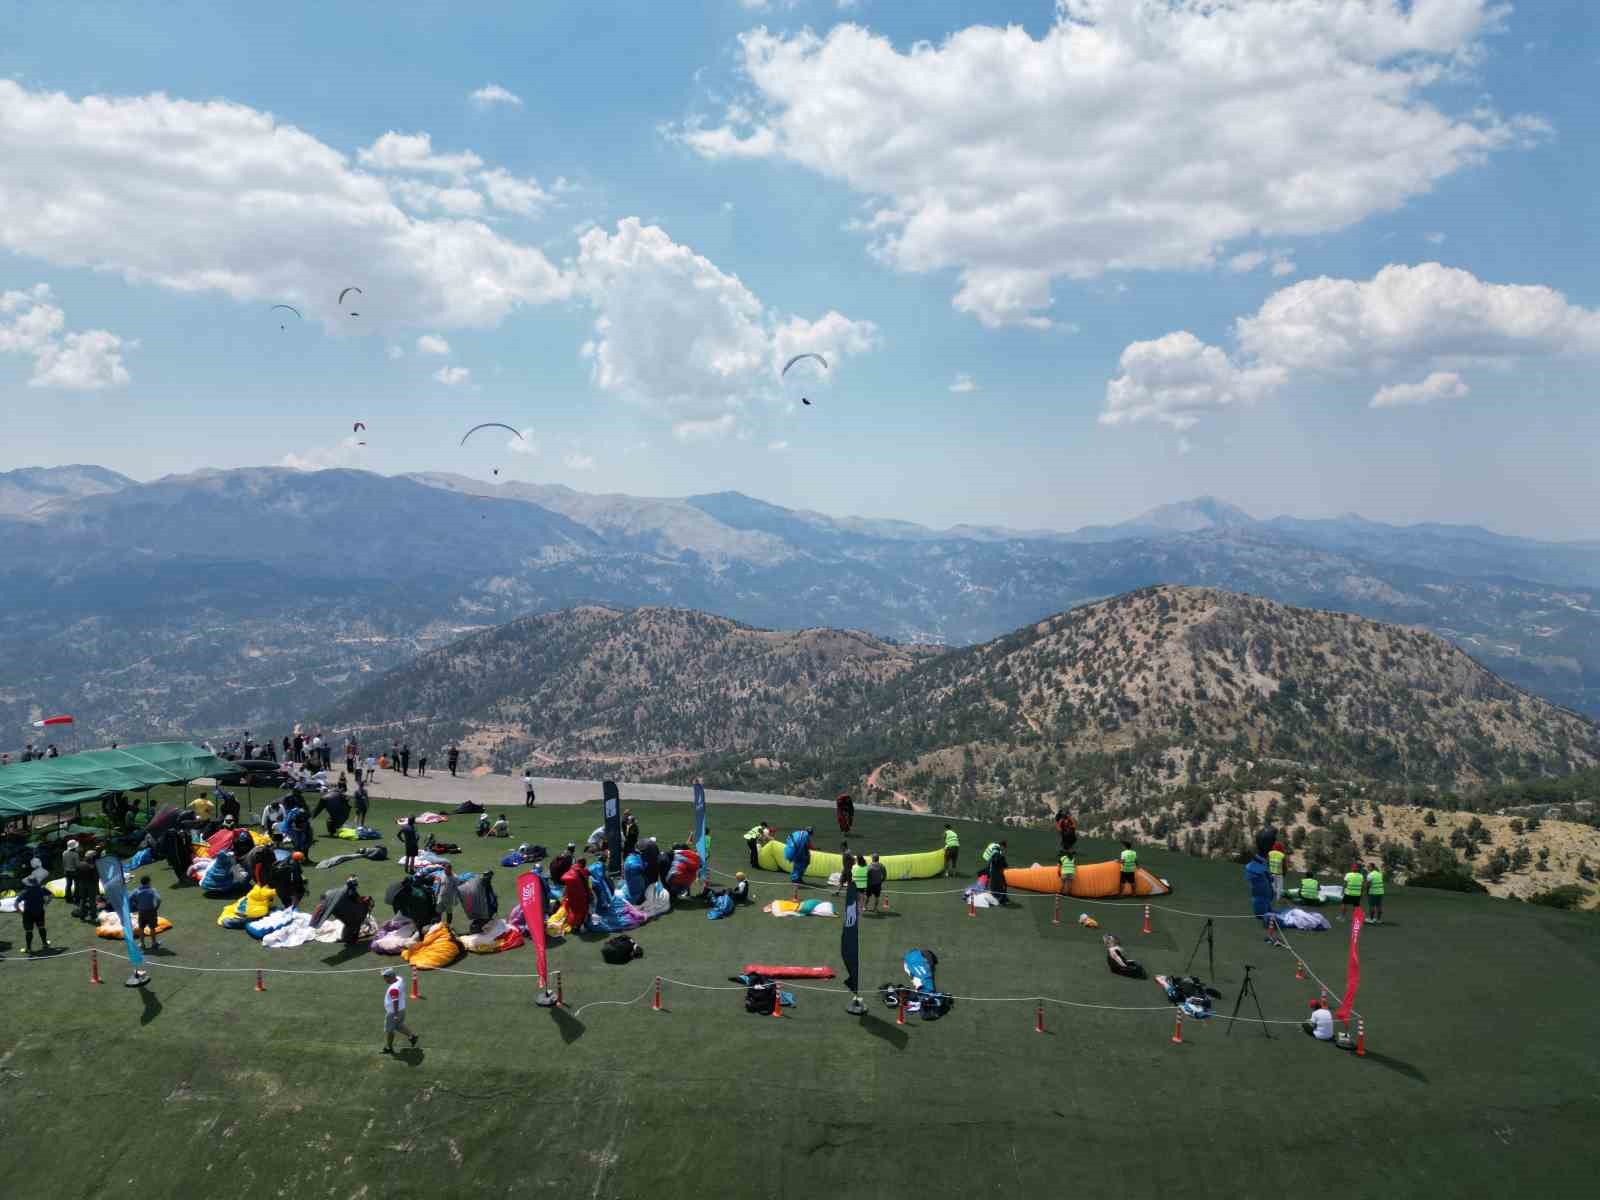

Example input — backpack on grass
[601,934,642,964]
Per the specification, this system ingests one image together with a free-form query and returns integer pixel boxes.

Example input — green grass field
[2,789,1596,1198]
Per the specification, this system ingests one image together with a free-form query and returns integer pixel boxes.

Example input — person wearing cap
[129,875,162,950]
[1303,998,1336,1042]
[19,872,51,954]
[1268,841,1288,902]
[621,809,639,855]
[61,839,81,904]
[743,820,770,870]
[380,968,419,1054]
[942,825,960,877]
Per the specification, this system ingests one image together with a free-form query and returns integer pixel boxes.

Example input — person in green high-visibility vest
[1340,862,1366,922]
[743,820,771,870]
[1298,876,1321,904]
[1059,851,1077,894]
[851,855,870,896]
[980,839,1002,880]
[1365,862,1386,923]
[1267,841,1288,902]
[1118,840,1138,896]
[942,825,960,877]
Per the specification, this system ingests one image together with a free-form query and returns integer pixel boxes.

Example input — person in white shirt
[1303,999,1335,1042]
[364,754,378,785]
[522,771,535,807]
[381,967,419,1054]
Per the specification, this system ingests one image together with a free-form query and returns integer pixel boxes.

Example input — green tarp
[0,742,240,819]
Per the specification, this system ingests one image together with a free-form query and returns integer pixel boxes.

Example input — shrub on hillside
[1527,885,1589,911]
[1405,868,1488,894]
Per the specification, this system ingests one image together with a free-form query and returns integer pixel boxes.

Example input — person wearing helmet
[276,850,307,908]
[61,839,81,904]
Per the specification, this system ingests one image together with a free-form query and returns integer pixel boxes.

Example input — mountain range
[1,463,1597,740]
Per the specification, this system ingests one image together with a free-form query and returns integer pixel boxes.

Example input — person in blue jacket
[1244,851,1279,944]
[784,827,813,886]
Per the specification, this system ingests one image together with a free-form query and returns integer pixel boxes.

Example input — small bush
[1527,885,1588,911]
[1405,869,1488,894]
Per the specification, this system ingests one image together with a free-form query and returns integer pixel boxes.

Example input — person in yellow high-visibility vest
[1365,863,1386,923]
[743,821,770,870]
[1340,862,1366,922]
[1059,851,1077,894]
[1118,841,1138,896]
[1298,875,1321,905]
[1267,841,1288,902]
[942,825,960,877]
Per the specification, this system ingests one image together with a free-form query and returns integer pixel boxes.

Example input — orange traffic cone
[1170,1011,1184,1045]
[409,970,421,1001]
[89,950,103,985]
[1356,1017,1367,1057]
[896,989,906,1026]
[881,891,890,912]
[1142,904,1152,935]
[967,894,976,918]
[254,968,266,993]
[652,976,663,1012]
[1052,894,1062,926]
[1294,960,1306,981]
[771,989,783,1019]
[1034,1003,1046,1034]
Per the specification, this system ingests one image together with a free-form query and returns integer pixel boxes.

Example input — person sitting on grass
[488,815,510,838]
[1303,998,1342,1045]
[1298,875,1322,905]
[129,875,162,951]
[1103,933,1145,979]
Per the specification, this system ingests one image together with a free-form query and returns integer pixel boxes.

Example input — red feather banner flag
[517,871,548,988]
[1335,906,1364,1023]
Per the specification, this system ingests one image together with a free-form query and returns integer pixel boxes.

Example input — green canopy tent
[0,742,241,822]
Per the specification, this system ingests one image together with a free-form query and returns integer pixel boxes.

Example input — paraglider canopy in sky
[338,286,363,316]
[270,304,301,331]
[353,421,367,433]
[32,714,74,728]
[781,352,828,407]
[459,423,524,447]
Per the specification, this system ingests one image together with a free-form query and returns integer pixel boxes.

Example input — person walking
[743,820,769,870]
[865,854,886,913]
[523,770,536,807]
[129,875,162,951]
[19,873,51,953]
[399,744,411,777]
[380,967,419,1054]
[835,842,855,896]
[437,862,461,928]
[1118,840,1138,897]
[61,839,80,905]
[942,825,960,877]
[363,753,377,785]
[416,750,427,778]
[856,853,877,911]
[1341,862,1365,922]
[1365,862,1385,923]
[1268,841,1288,903]
[447,745,459,777]
[74,851,100,921]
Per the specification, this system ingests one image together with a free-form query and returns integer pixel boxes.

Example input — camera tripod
[1184,917,1215,981]
[1226,963,1271,1038]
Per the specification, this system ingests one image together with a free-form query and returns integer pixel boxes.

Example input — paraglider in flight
[782,352,827,408]
[338,286,363,316]
[492,468,500,477]
[270,304,302,331]
[459,423,525,447]
[353,422,367,433]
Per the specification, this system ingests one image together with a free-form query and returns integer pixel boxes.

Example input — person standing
[129,875,162,951]
[1341,862,1365,923]
[1055,809,1077,855]
[988,842,1010,906]
[1118,840,1138,897]
[942,825,960,877]
[61,839,80,904]
[19,873,51,953]
[346,738,358,776]
[74,851,100,921]
[399,816,419,873]
[523,771,536,808]
[621,809,639,854]
[743,820,769,870]
[1298,875,1322,905]
[380,967,419,1054]
[416,750,427,778]
[1059,850,1077,894]
[865,854,886,913]
[399,744,411,777]
[980,839,1003,879]
[437,862,461,929]
[364,753,377,785]
[835,842,855,896]
[1268,841,1287,903]
[1365,862,1385,924]
[447,745,460,777]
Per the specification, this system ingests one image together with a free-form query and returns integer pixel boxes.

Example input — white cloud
[386,344,404,359]
[358,131,483,177]
[562,449,596,471]
[387,178,486,216]
[1105,263,1600,429]
[573,218,877,427]
[768,439,789,452]
[1270,256,1297,278]
[1424,231,1447,245]
[507,427,538,455]
[1226,249,1295,277]
[0,83,570,329]
[433,365,471,386]
[673,414,738,443]
[0,283,133,389]
[416,334,451,355]
[948,372,976,393]
[477,167,550,216]
[470,84,523,110]
[1371,371,1469,408]
[282,435,366,471]
[681,2,1543,328]
[1101,331,1286,431]
[1176,436,1193,456]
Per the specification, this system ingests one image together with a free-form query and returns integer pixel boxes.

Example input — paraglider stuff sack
[745,978,778,1015]
[601,934,641,964]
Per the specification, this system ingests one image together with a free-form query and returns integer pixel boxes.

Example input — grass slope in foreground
[0,792,1595,1197]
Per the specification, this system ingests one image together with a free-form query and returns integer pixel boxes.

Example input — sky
[1,1,1597,538]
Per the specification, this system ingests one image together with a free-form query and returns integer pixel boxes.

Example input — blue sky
[2,1,1596,537]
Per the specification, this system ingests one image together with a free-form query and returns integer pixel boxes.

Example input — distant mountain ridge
[0,464,132,516]
[1,464,1597,739]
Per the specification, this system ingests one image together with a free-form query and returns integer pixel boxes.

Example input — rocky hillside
[685,586,1600,821]
[320,606,930,775]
